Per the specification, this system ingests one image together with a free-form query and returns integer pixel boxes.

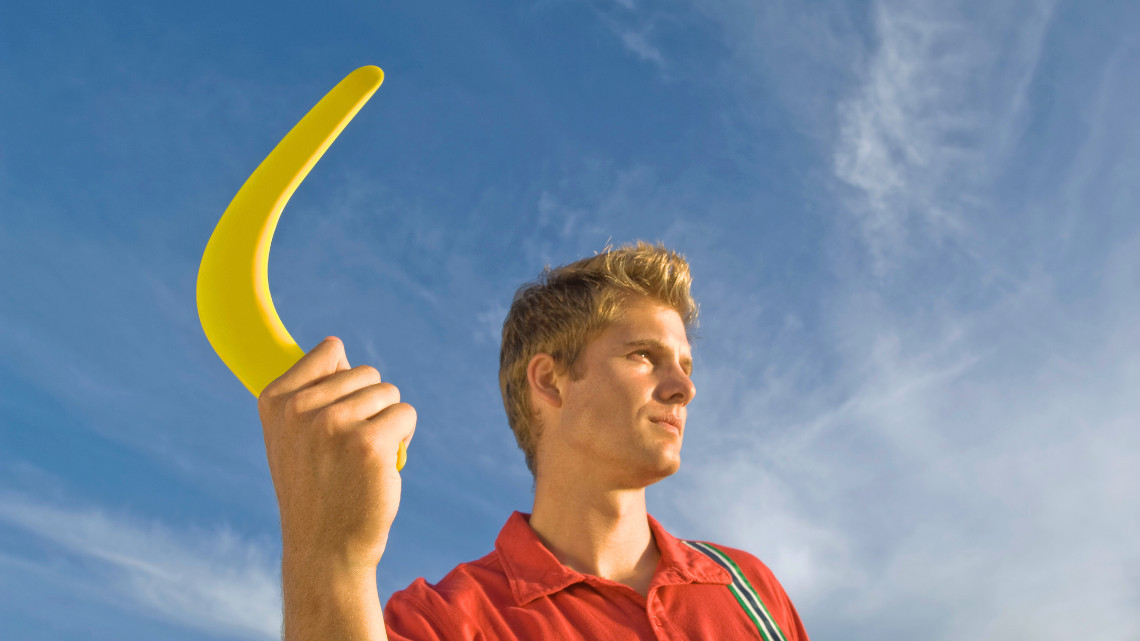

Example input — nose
[658,362,696,407]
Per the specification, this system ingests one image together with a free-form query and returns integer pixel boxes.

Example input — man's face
[547,297,696,488]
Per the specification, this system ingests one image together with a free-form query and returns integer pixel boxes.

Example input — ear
[526,352,563,410]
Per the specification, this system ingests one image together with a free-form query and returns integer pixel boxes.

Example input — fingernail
[323,336,339,344]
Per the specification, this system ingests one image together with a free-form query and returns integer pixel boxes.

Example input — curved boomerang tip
[197,66,406,469]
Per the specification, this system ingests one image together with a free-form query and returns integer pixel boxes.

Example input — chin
[645,457,682,485]
[616,458,680,489]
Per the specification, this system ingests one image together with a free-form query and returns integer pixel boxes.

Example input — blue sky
[2,1,1138,639]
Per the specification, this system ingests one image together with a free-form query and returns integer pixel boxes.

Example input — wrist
[282,547,380,595]
[281,554,385,641]
[282,533,388,576]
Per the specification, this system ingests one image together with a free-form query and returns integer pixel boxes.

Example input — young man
[258,243,809,640]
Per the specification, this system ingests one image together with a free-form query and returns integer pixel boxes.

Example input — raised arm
[258,337,415,641]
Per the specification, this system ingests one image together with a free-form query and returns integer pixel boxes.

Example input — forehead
[595,299,691,354]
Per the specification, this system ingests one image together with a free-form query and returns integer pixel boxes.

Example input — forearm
[259,338,413,641]
[282,554,388,641]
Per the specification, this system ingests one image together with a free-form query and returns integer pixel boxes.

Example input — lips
[650,414,683,434]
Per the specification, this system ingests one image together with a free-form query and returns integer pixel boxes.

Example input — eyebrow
[623,339,693,375]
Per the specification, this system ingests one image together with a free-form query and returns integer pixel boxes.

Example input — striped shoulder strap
[682,540,789,641]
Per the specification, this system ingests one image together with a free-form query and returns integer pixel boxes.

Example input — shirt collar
[496,511,731,606]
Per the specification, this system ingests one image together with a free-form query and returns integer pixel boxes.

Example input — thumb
[322,336,352,372]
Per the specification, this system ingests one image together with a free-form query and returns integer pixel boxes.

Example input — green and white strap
[682,540,788,641]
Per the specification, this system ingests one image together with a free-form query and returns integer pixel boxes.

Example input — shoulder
[383,550,511,640]
[689,540,783,587]
[686,540,811,641]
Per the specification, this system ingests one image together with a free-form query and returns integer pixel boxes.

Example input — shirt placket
[645,587,683,641]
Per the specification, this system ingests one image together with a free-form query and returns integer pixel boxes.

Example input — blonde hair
[498,241,698,476]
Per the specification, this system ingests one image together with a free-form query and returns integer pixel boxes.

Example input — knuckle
[281,393,301,417]
[394,402,417,424]
[314,402,351,432]
[288,385,329,416]
[368,401,416,429]
[354,364,381,383]
[258,382,288,414]
[376,382,400,404]
[256,389,273,415]
[329,339,346,358]
[342,428,385,461]
[283,390,310,417]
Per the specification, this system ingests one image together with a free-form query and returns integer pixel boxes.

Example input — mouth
[650,415,683,435]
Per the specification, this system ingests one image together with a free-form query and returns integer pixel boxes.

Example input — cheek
[596,375,651,412]
[564,365,649,416]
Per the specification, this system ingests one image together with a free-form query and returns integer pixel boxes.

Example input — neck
[529,474,660,597]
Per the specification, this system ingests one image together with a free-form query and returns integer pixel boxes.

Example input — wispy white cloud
[575,1,671,71]
[0,494,281,640]
[832,0,1055,271]
[473,304,509,345]
[619,30,665,66]
[522,162,669,267]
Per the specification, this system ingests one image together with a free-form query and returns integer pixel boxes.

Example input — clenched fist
[257,336,416,574]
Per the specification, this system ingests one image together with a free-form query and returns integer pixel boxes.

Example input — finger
[336,381,402,425]
[360,402,417,456]
[331,337,352,373]
[265,336,350,397]
[289,365,387,415]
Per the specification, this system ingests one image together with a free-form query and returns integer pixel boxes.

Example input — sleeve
[383,585,454,641]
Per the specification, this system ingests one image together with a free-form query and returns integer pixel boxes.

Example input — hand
[257,337,416,573]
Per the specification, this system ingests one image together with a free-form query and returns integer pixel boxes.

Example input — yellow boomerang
[196,65,406,471]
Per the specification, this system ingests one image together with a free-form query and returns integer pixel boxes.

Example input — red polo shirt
[384,511,809,640]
